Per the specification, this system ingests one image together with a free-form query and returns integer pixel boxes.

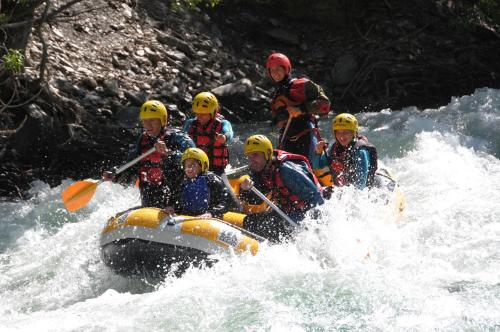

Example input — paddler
[163,148,237,218]
[239,135,324,242]
[102,100,195,208]
[313,113,378,190]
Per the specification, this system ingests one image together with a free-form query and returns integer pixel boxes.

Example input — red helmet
[266,53,291,75]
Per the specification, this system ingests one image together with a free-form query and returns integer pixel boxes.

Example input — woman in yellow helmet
[313,113,378,190]
[182,92,234,176]
[102,100,195,208]
[163,148,237,218]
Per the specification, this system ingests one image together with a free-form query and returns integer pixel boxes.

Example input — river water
[1,88,499,331]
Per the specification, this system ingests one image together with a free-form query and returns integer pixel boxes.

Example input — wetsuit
[313,136,378,190]
[116,128,195,208]
[270,76,330,163]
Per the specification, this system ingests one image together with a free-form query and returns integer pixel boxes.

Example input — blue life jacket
[181,175,210,215]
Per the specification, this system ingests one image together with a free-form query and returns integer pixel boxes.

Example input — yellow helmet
[181,147,209,173]
[192,92,219,117]
[244,135,273,161]
[332,113,358,133]
[140,100,168,126]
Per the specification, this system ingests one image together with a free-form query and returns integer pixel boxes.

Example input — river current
[1,88,499,331]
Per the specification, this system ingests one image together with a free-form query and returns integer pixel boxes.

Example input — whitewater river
[1,88,499,331]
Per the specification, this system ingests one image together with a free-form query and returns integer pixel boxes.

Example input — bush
[1,49,24,72]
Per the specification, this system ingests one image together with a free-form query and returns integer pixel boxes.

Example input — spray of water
[1,88,499,331]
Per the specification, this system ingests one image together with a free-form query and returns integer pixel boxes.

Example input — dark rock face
[0,0,499,198]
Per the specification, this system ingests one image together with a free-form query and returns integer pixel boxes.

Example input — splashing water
[1,88,500,331]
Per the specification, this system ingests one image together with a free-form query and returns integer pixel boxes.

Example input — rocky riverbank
[1,0,499,198]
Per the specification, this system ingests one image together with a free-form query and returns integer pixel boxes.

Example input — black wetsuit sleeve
[165,180,183,210]
[207,173,236,218]
[162,131,196,191]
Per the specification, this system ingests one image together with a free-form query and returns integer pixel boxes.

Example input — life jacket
[270,77,325,145]
[328,136,378,188]
[261,150,322,213]
[187,114,229,171]
[180,175,210,215]
[139,130,170,186]
[313,166,334,187]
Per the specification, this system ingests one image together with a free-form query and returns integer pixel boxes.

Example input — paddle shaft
[226,165,250,179]
[221,173,243,212]
[278,117,292,150]
[250,186,299,228]
[114,147,156,175]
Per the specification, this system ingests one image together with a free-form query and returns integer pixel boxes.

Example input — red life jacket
[328,136,378,187]
[139,131,169,186]
[271,77,330,114]
[271,78,327,145]
[187,115,229,170]
[261,150,322,213]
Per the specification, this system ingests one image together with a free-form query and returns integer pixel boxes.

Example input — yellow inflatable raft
[227,166,406,220]
[100,208,259,277]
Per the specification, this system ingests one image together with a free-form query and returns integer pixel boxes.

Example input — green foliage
[437,0,500,30]
[0,13,8,25]
[171,0,221,11]
[475,0,500,26]
[1,49,24,72]
[15,0,32,5]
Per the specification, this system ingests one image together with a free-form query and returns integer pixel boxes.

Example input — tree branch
[36,0,50,82]
[0,0,84,30]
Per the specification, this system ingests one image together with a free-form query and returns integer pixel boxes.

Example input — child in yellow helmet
[163,148,237,218]
[313,113,378,190]
[102,100,195,208]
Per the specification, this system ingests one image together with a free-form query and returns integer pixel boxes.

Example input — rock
[331,54,358,86]
[122,3,133,19]
[266,29,301,46]
[52,27,65,40]
[147,52,161,66]
[102,79,120,97]
[124,90,148,106]
[156,32,197,58]
[212,78,254,98]
[77,67,93,76]
[166,50,188,63]
[61,65,75,74]
[114,50,130,59]
[114,105,140,128]
[81,77,98,90]
[83,93,105,106]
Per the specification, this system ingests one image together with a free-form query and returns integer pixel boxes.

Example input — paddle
[220,172,243,212]
[62,147,156,212]
[250,186,300,228]
[278,116,292,150]
[226,164,250,179]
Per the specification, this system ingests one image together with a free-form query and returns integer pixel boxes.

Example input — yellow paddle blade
[61,179,101,212]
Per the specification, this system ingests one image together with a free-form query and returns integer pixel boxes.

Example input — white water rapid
[1,88,499,331]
